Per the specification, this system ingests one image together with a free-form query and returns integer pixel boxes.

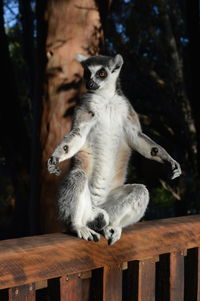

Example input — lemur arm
[47,106,96,175]
[124,113,181,179]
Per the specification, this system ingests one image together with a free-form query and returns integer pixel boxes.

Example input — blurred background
[0,0,199,240]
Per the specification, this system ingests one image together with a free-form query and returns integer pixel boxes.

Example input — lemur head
[76,54,123,92]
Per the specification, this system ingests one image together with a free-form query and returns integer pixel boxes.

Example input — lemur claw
[47,157,61,176]
[171,161,181,179]
[104,226,122,246]
[164,160,181,180]
[76,226,100,242]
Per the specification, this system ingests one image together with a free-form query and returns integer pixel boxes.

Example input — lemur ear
[76,54,89,63]
[111,54,124,73]
[114,54,124,66]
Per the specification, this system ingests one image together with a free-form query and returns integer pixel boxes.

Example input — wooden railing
[0,215,200,301]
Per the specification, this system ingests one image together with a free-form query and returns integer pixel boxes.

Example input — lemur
[47,54,181,245]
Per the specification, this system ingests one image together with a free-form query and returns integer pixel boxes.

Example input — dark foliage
[0,0,199,239]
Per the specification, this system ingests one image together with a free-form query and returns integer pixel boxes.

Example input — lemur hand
[171,160,181,179]
[166,159,181,180]
[47,156,61,176]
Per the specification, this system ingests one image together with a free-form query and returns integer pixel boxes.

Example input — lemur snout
[86,79,99,90]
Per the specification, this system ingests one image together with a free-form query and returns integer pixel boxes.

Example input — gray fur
[47,54,181,245]
[57,169,86,221]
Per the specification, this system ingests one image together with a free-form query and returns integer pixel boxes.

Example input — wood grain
[60,274,82,301]
[170,251,186,301]
[137,257,158,301]
[8,284,35,301]
[0,215,200,290]
[103,265,122,301]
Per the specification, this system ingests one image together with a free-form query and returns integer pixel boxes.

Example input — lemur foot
[103,226,122,245]
[87,210,109,232]
[75,226,100,242]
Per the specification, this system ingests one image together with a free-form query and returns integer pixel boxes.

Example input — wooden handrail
[0,215,200,291]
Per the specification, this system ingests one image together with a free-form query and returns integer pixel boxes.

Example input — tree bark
[39,0,111,233]
[161,9,198,214]
[183,0,200,173]
[162,12,197,170]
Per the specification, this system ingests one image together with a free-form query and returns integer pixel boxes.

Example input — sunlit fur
[47,54,181,245]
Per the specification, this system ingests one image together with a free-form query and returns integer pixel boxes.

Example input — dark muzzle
[86,79,99,90]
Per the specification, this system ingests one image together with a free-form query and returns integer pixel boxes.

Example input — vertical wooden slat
[8,284,35,301]
[60,274,82,301]
[81,271,92,301]
[170,250,186,301]
[35,279,48,290]
[137,257,158,301]
[103,265,122,301]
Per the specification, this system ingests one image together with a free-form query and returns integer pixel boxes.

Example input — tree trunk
[161,9,198,215]
[162,12,197,171]
[183,0,200,174]
[39,0,111,233]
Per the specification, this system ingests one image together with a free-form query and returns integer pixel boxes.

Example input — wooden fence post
[127,256,159,301]
[103,265,122,301]
[8,284,35,301]
[60,274,82,301]
[170,250,186,301]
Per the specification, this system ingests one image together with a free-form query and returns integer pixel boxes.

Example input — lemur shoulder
[47,54,181,245]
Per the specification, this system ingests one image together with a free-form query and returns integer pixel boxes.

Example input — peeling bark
[162,12,197,172]
[40,0,111,233]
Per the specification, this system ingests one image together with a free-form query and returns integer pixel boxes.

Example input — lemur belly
[85,121,131,206]
[111,145,131,189]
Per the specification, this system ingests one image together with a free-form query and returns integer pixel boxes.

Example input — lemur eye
[63,145,68,152]
[98,69,107,78]
[99,71,106,77]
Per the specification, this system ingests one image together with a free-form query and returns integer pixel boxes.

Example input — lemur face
[77,54,123,91]
[83,65,108,91]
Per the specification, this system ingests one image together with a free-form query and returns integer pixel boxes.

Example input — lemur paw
[103,226,122,245]
[47,156,61,176]
[87,210,109,232]
[171,160,182,180]
[76,226,100,242]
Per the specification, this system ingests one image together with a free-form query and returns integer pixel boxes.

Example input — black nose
[88,80,95,88]
[86,80,99,90]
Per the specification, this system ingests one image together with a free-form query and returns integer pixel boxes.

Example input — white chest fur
[85,94,130,205]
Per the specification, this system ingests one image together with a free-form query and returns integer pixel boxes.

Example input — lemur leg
[58,168,102,242]
[125,123,181,179]
[47,106,96,175]
[101,184,149,245]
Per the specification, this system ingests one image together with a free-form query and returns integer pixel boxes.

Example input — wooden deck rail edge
[0,215,200,290]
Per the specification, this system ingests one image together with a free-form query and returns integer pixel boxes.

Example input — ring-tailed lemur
[47,54,181,245]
